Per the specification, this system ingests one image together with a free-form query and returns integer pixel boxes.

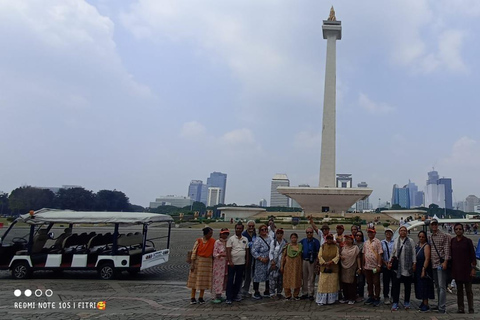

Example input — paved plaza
[0,227,479,319]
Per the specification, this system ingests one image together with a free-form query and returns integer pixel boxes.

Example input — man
[451,223,476,314]
[226,222,249,304]
[428,218,451,314]
[241,220,256,297]
[308,216,334,245]
[381,228,394,305]
[299,227,320,300]
[267,219,276,240]
[363,228,383,307]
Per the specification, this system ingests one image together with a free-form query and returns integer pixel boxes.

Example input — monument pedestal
[277,186,372,215]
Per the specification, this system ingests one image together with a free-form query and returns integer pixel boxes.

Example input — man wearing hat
[363,228,383,307]
[381,228,395,305]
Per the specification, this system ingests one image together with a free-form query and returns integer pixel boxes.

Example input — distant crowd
[186,217,477,314]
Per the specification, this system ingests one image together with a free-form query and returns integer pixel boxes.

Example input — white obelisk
[319,7,342,188]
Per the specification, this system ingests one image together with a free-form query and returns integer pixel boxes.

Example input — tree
[8,186,55,214]
[54,187,96,211]
[95,190,130,211]
[0,192,11,215]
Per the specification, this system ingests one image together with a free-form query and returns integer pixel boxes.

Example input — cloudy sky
[1,0,480,208]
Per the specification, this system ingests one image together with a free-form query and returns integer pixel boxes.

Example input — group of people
[186,218,477,314]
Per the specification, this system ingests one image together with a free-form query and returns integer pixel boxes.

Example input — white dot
[35,289,42,297]
[14,289,21,297]
[24,289,32,297]
[45,289,53,297]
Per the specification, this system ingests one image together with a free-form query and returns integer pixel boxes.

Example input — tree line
[0,186,144,215]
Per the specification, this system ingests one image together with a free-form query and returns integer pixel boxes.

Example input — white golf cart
[0,209,173,280]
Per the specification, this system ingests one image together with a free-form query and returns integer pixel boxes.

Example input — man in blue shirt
[299,227,320,300]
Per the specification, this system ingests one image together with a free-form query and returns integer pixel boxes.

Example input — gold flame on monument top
[328,6,336,21]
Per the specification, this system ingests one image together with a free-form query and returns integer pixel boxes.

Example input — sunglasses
[260,228,267,231]
[306,231,313,234]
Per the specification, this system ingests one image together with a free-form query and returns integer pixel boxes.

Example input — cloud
[358,93,395,115]
[441,136,480,167]
[180,121,207,140]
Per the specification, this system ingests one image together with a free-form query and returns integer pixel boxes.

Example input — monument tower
[278,7,372,215]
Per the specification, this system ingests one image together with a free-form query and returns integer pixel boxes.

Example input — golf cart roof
[18,208,174,225]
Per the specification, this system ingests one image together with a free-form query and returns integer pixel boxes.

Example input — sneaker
[190,298,197,305]
[384,298,391,305]
[339,299,347,304]
[301,294,308,300]
[277,294,283,299]
[263,291,270,297]
[438,309,446,314]
[294,296,301,301]
[348,300,355,305]
[269,293,276,298]
[253,292,262,300]
[355,297,364,303]
[457,310,465,314]
[404,301,410,309]
[285,296,292,300]
[373,299,381,307]
[418,302,424,310]
[391,303,399,311]
[419,305,430,313]
[317,303,324,306]
[234,296,242,302]
[364,297,374,305]
[225,300,232,305]
[198,298,205,304]
[212,298,222,304]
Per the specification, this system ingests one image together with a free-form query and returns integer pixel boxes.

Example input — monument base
[277,187,372,215]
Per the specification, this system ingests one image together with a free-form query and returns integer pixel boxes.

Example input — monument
[278,7,372,215]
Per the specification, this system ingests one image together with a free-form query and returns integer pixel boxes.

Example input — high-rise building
[356,182,371,212]
[465,195,480,213]
[424,170,452,209]
[207,172,227,205]
[259,199,267,207]
[207,187,222,207]
[438,178,453,209]
[392,184,410,209]
[406,180,424,207]
[270,174,290,207]
[188,180,204,203]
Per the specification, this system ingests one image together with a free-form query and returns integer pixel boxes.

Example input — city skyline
[1,1,480,208]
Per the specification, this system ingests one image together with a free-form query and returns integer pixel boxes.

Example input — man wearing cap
[299,227,320,300]
[363,228,383,307]
[428,218,451,314]
[381,228,395,305]
[308,217,335,245]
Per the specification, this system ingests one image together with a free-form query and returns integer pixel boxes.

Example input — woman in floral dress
[212,228,229,303]
[251,225,271,299]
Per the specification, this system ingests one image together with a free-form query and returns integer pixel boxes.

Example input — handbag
[391,238,407,271]
[187,239,201,264]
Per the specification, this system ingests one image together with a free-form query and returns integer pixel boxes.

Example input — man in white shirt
[226,222,249,304]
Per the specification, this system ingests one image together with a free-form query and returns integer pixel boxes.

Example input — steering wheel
[12,237,28,245]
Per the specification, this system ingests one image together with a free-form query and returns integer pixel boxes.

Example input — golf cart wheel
[12,261,32,280]
[98,262,116,280]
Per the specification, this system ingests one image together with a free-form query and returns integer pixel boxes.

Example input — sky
[1,0,480,208]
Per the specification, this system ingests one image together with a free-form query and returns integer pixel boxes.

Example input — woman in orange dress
[187,227,215,304]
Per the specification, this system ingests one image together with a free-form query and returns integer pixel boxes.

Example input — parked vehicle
[0,209,173,280]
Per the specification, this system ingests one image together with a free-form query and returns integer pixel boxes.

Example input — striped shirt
[428,231,451,268]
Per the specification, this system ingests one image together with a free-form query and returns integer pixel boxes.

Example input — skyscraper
[407,180,424,207]
[207,172,227,205]
[392,184,410,209]
[270,174,290,207]
[207,187,222,207]
[424,170,452,209]
[465,195,480,212]
[259,199,267,207]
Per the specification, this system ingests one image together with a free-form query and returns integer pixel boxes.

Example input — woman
[316,233,340,306]
[280,233,303,300]
[389,225,416,311]
[187,227,215,304]
[268,228,287,298]
[340,234,361,305]
[355,230,366,302]
[212,228,229,303]
[251,225,271,299]
[414,230,434,312]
